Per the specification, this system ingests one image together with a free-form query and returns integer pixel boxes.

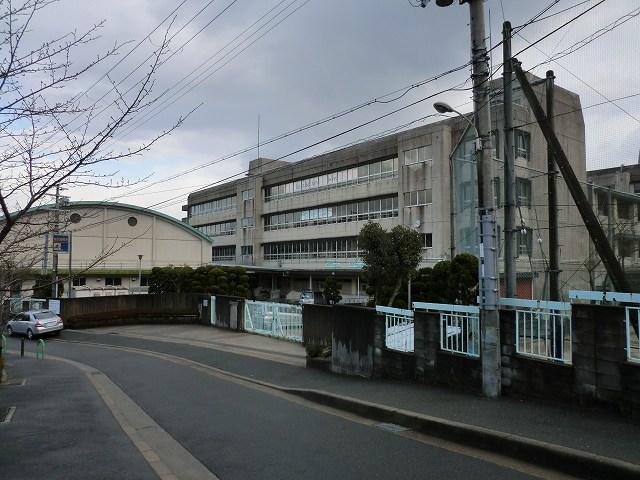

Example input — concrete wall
[304,303,640,416]
[208,295,245,330]
[414,311,482,391]
[302,304,334,348]
[59,294,207,328]
[329,305,376,377]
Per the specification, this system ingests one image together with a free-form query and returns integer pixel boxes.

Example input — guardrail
[413,303,480,358]
[376,306,414,353]
[500,298,572,364]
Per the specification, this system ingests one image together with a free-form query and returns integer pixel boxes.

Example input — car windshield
[301,292,313,298]
[34,311,56,320]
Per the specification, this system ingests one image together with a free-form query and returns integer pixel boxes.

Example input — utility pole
[67,232,73,299]
[138,254,144,294]
[433,0,501,398]
[52,185,60,298]
[503,21,516,298]
[468,0,501,399]
[546,70,560,301]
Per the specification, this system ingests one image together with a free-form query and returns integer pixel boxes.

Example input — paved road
[3,333,542,480]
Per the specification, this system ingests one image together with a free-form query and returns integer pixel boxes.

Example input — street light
[433,101,481,150]
[137,255,143,294]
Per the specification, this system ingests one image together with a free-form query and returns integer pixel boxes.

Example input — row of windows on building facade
[189,131,534,220]
[264,156,399,201]
[197,179,530,238]
[212,234,433,262]
[71,276,148,287]
[264,196,399,231]
[596,192,640,220]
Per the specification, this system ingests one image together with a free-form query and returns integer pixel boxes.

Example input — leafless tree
[0,0,186,275]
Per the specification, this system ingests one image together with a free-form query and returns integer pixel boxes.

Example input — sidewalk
[63,325,640,471]
[0,354,157,480]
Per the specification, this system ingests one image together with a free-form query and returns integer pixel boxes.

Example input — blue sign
[52,233,70,253]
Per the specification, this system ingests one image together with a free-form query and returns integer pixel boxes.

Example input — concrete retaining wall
[59,294,206,328]
[303,302,640,416]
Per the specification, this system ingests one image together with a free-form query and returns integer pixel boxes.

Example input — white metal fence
[626,307,640,363]
[377,306,414,352]
[501,298,572,364]
[244,300,303,343]
[413,302,480,357]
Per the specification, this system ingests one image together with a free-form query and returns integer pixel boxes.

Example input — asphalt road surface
[4,333,543,480]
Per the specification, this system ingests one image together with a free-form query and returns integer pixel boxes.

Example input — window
[198,220,236,237]
[127,216,138,227]
[242,189,254,201]
[618,236,637,258]
[189,195,236,216]
[241,217,254,228]
[105,277,122,286]
[617,200,632,220]
[263,237,360,261]
[516,178,532,207]
[404,145,432,166]
[517,228,532,257]
[140,276,149,287]
[70,213,81,224]
[597,191,609,216]
[241,245,253,256]
[460,181,475,208]
[263,157,398,201]
[263,196,398,231]
[213,246,236,261]
[404,189,432,207]
[422,233,433,249]
[72,277,86,287]
[515,129,531,160]
[493,177,501,208]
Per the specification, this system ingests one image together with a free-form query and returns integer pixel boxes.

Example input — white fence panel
[377,306,414,353]
[440,311,480,357]
[244,300,303,343]
[626,307,640,363]
[413,302,480,357]
[501,298,572,364]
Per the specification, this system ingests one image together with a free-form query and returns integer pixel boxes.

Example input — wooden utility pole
[546,70,560,301]
[503,21,516,298]
[513,59,630,293]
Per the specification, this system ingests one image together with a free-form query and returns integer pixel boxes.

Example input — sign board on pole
[52,233,70,253]
[48,299,61,314]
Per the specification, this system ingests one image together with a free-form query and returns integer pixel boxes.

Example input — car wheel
[26,329,34,340]
[6,326,13,336]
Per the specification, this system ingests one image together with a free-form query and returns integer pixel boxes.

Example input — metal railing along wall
[413,302,480,358]
[244,300,303,343]
[376,306,414,353]
[501,298,572,364]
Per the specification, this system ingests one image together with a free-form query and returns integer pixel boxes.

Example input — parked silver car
[299,290,315,305]
[5,310,63,339]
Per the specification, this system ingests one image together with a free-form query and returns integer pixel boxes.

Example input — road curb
[280,388,640,480]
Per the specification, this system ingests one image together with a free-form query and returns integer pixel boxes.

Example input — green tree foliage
[322,277,342,305]
[358,222,423,307]
[412,254,478,304]
[148,265,250,297]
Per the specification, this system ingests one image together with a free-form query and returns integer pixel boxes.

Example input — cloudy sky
[19,0,640,218]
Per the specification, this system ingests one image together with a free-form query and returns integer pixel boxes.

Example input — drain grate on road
[375,422,410,433]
